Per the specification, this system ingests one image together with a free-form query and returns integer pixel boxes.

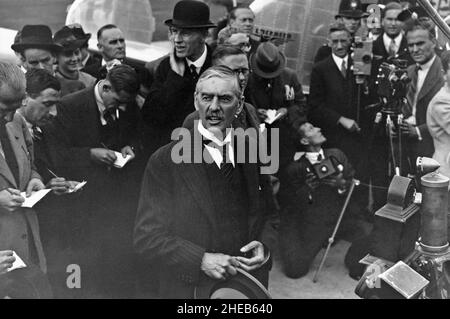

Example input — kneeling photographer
[278,122,371,279]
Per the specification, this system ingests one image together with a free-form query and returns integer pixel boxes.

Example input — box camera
[312,158,337,180]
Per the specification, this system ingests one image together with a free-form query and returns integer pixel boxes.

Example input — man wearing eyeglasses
[141,0,217,154]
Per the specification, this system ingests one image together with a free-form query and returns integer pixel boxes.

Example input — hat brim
[164,19,217,29]
[11,43,63,53]
[250,51,286,79]
[194,269,272,299]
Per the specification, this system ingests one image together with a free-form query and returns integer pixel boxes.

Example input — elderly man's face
[98,28,126,61]
[215,54,249,89]
[169,27,206,61]
[195,77,241,136]
[329,30,351,58]
[22,48,55,74]
[25,88,60,126]
[407,28,435,64]
[0,84,25,122]
[230,8,255,35]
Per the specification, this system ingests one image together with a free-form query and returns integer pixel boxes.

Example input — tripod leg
[313,180,357,283]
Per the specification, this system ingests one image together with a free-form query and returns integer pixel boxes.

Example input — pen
[47,168,59,178]
[101,142,109,150]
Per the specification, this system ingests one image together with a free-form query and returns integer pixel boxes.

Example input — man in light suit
[400,19,444,171]
[134,66,278,298]
[0,62,51,298]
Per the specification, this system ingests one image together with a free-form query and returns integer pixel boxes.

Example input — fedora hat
[194,269,272,299]
[11,25,62,53]
[53,26,87,52]
[165,0,216,29]
[335,0,364,19]
[250,42,285,79]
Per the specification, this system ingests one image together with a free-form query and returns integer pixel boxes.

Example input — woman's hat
[53,26,88,52]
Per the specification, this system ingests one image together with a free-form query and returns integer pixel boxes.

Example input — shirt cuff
[415,127,423,141]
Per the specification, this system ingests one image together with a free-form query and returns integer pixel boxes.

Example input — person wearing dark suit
[278,122,370,279]
[18,69,86,298]
[313,0,364,63]
[141,0,217,155]
[134,65,278,299]
[309,22,367,174]
[399,20,444,171]
[0,63,52,298]
[55,64,143,298]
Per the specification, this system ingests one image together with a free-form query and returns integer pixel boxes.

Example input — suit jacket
[55,86,142,181]
[133,130,278,298]
[141,46,213,152]
[0,113,46,272]
[404,56,444,158]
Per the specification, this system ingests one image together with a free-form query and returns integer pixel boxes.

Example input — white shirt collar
[383,33,403,53]
[332,54,348,70]
[305,149,325,165]
[186,45,208,73]
[197,120,235,169]
[418,54,436,72]
[81,54,90,68]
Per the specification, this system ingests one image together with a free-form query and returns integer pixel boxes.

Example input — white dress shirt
[197,120,235,169]
[186,45,208,74]
[332,54,349,74]
[383,33,403,56]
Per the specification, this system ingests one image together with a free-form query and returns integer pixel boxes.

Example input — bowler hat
[335,0,364,19]
[194,269,272,299]
[250,42,285,79]
[11,25,62,53]
[53,26,87,52]
[165,0,216,29]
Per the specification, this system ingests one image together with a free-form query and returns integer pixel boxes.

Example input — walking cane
[313,179,359,283]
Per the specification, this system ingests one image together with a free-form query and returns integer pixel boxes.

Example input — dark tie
[405,65,421,115]
[220,146,234,182]
[341,59,347,79]
[32,126,43,141]
[103,108,117,126]
[190,64,199,82]
[0,119,20,185]
[317,153,323,162]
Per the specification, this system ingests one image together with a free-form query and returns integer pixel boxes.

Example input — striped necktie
[341,59,347,79]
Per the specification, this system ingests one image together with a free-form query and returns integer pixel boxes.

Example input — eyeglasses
[232,67,250,76]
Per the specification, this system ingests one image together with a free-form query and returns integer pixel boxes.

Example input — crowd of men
[0,0,449,299]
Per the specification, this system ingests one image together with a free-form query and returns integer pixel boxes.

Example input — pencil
[47,168,59,178]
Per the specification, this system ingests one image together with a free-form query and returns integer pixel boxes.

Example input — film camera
[307,156,344,180]
[352,38,373,76]
[375,58,410,115]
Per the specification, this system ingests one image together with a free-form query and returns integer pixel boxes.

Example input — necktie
[103,108,117,126]
[190,64,199,82]
[32,125,43,141]
[341,59,347,79]
[0,119,20,185]
[317,153,323,162]
[405,65,421,116]
[388,38,397,58]
[220,145,234,182]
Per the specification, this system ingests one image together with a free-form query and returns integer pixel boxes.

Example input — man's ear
[193,92,199,111]
[97,42,103,51]
[235,95,245,116]
[300,137,309,146]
